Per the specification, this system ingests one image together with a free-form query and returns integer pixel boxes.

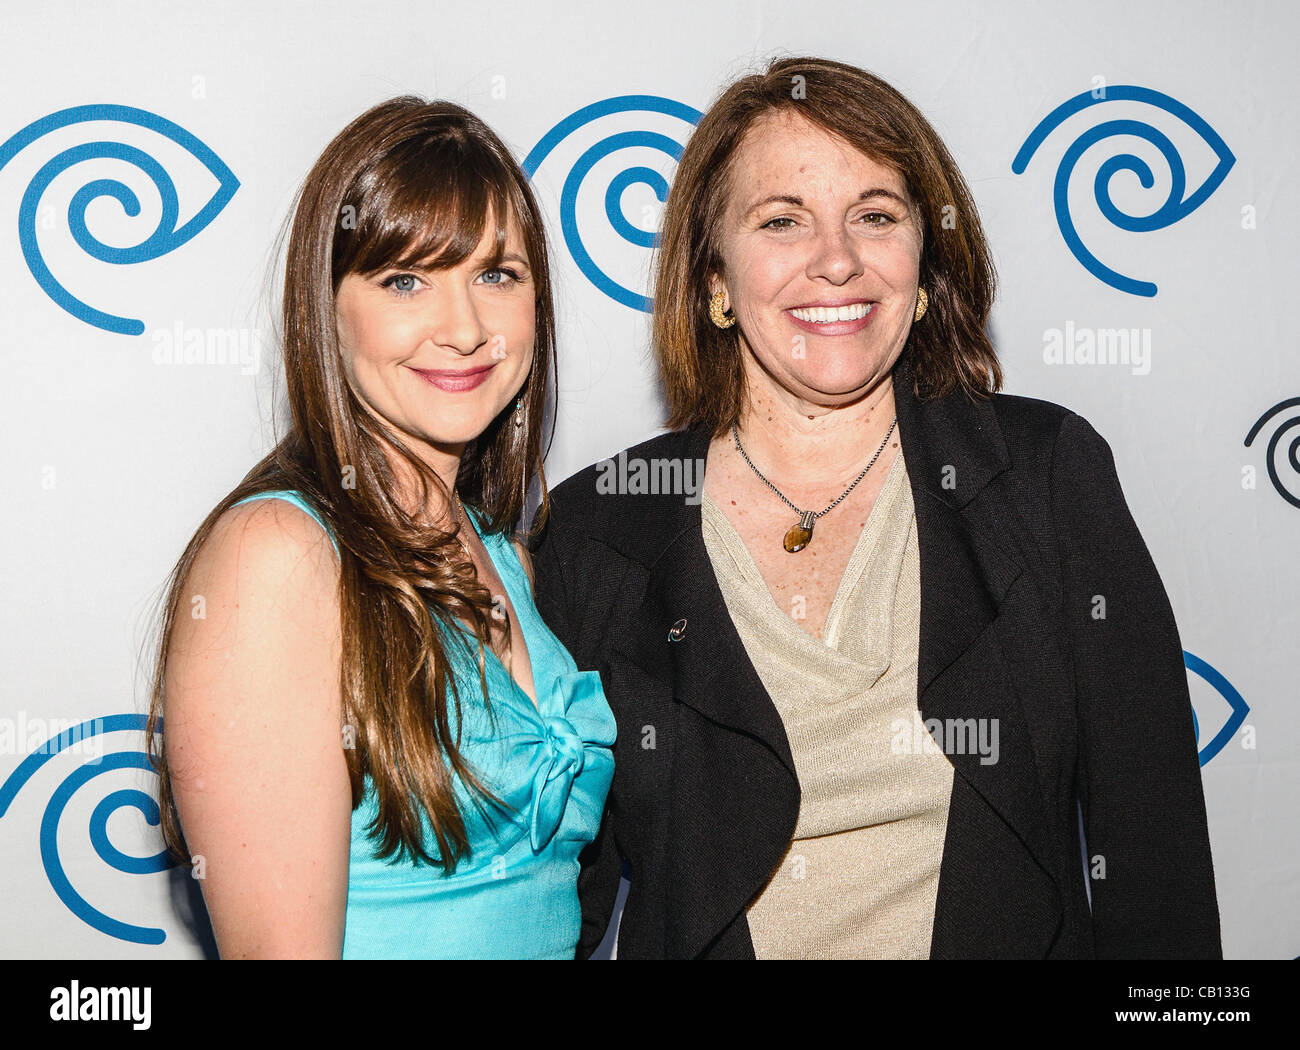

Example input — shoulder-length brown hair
[145,96,556,872]
[654,55,1001,434]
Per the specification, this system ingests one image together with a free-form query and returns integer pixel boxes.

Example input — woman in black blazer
[529,57,1221,959]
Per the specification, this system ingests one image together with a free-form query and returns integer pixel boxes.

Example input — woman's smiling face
[710,108,924,408]
[335,209,535,460]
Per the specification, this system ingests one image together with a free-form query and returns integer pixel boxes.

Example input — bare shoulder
[170,498,340,651]
[164,495,350,958]
[209,497,338,578]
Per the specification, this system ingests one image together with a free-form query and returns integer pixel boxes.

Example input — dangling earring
[913,287,929,322]
[709,290,736,329]
[512,394,529,525]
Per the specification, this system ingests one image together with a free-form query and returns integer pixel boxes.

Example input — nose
[427,281,491,356]
[806,223,864,286]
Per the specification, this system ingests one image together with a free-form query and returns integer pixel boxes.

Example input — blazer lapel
[592,430,799,958]
[595,425,797,778]
[893,354,1060,884]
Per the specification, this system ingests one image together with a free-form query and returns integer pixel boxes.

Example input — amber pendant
[783,510,816,553]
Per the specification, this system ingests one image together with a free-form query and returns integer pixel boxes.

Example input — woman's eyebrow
[857,187,909,206]
[468,249,531,269]
[742,187,909,218]
[743,193,804,217]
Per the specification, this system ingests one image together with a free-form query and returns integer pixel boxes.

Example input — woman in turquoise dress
[145,97,614,959]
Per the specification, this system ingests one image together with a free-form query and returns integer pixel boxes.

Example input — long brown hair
[654,55,1002,435]
[145,97,556,871]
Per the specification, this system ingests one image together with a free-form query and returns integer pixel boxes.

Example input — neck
[381,432,465,529]
[733,360,898,487]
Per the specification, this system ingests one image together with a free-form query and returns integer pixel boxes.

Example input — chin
[430,417,501,446]
[789,368,884,400]
[395,402,498,448]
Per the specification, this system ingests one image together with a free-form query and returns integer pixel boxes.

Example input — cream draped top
[699,449,954,959]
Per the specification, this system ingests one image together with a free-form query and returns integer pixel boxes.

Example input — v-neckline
[700,449,903,660]
[457,506,541,713]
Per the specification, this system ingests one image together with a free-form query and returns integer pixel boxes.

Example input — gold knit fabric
[700,449,954,959]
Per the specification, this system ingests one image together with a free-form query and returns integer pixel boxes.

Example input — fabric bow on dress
[520,669,616,852]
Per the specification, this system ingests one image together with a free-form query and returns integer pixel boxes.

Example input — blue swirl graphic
[1245,397,1300,509]
[1012,86,1234,297]
[0,104,239,335]
[0,713,174,944]
[1183,652,1249,766]
[523,95,702,312]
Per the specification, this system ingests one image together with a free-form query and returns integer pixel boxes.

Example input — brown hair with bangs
[654,55,1002,434]
[145,97,556,871]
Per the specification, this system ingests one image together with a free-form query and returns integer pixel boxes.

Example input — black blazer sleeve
[1052,413,1222,958]
[530,492,623,959]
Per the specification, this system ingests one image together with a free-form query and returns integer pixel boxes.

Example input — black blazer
[530,352,1221,959]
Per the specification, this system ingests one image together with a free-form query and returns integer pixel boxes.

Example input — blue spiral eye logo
[1245,397,1300,509]
[0,104,239,335]
[1183,652,1249,766]
[0,713,175,944]
[1012,86,1234,297]
[524,95,702,312]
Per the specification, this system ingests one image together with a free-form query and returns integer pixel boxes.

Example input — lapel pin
[667,618,687,642]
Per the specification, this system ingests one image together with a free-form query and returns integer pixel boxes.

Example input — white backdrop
[1,0,1295,959]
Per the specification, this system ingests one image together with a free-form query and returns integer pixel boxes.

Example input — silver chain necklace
[731,417,897,553]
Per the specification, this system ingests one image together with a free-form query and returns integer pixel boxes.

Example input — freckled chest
[702,436,899,641]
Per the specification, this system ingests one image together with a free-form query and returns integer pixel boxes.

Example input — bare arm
[164,499,352,958]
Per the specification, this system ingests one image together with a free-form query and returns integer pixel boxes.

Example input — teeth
[791,303,874,323]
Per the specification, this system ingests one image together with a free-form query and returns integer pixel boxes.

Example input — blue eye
[381,272,421,298]
[478,267,522,287]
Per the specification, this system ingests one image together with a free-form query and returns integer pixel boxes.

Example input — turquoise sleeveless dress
[230,490,616,958]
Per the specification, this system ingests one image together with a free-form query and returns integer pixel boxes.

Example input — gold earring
[914,287,928,323]
[709,290,736,329]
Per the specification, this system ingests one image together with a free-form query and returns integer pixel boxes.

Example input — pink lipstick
[409,363,496,392]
